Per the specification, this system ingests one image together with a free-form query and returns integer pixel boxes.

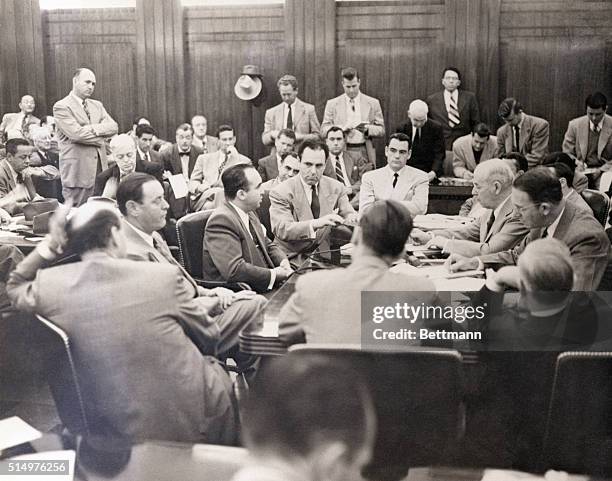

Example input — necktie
[513,126,520,152]
[414,128,421,145]
[310,185,320,219]
[20,114,29,136]
[350,98,355,112]
[392,173,399,189]
[542,228,549,239]
[334,155,345,184]
[286,104,293,130]
[448,94,460,127]
[146,152,151,164]
[485,211,495,236]
[249,218,273,267]
[218,151,230,175]
[82,100,91,122]
[592,123,601,134]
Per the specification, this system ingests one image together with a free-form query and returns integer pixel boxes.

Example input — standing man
[323,126,373,208]
[53,68,118,206]
[262,74,320,156]
[495,98,549,168]
[396,99,446,181]
[359,133,429,216]
[321,67,385,167]
[452,123,498,179]
[426,67,481,151]
[191,115,219,154]
[257,129,296,182]
[0,95,40,142]
[562,92,612,172]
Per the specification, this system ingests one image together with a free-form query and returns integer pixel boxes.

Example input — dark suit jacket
[203,202,287,293]
[136,149,163,180]
[159,144,203,178]
[322,150,374,198]
[94,164,120,196]
[0,159,38,214]
[257,154,278,183]
[396,119,446,177]
[31,150,60,169]
[426,90,480,150]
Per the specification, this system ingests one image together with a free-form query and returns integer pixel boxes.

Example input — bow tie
[179,151,190,157]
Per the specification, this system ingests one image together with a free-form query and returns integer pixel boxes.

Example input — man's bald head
[72,68,96,99]
[408,99,428,128]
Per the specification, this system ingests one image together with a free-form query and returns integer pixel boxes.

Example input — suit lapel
[343,153,355,182]
[248,212,274,267]
[188,150,199,177]
[296,178,314,220]
[519,115,531,152]
[457,90,467,114]
[360,95,371,121]
[598,116,612,157]
[578,117,589,159]
[293,99,305,126]
[551,203,573,241]
[170,145,182,174]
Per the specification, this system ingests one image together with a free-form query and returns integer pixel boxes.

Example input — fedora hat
[234,65,263,101]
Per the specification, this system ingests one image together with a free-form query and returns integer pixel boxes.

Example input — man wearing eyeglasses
[359,133,429,216]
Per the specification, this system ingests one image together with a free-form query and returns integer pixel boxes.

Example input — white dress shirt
[332,152,352,187]
[443,89,459,113]
[345,93,365,144]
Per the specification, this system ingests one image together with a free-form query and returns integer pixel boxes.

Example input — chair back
[34,314,90,436]
[256,190,273,240]
[287,345,464,480]
[541,351,612,474]
[176,209,215,279]
[581,189,610,227]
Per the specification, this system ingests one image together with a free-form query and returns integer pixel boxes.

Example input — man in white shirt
[191,115,219,154]
[0,95,40,142]
[359,133,429,216]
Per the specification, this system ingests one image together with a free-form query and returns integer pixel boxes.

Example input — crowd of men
[1,63,612,475]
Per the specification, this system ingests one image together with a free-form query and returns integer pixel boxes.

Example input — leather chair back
[581,189,610,227]
[176,209,215,279]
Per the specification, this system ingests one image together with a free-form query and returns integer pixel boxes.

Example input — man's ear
[125,199,138,216]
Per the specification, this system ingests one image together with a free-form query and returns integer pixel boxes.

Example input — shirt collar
[137,147,148,159]
[444,89,458,102]
[385,164,406,177]
[229,201,250,228]
[515,114,525,130]
[545,204,565,238]
[493,195,511,219]
[299,174,317,193]
[590,119,602,131]
[71,92,86,105]
[125,220,154,248]
[345,92,361,105]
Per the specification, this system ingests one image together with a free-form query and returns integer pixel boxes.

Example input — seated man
[94,134,137,198]
[30,127,60,173]
[269,139,357,256]
[359,133,429,216]
[0,138,45,214]
[234,355,375,481]
[323,126,373,208]
[117,173,265,367]
[0,95,39,142]
[8,202,237,444]
[189,124,251,211]
[203,164,293,293]
[279,200,438,345]
[257,128,296,182]
[191,114,219,154]
[411,159,529,257]
[134,124,164,181]
[542,151,588,194]
[447,167,610,291]
[261,151,300,191]
[547,162,591,213]
[452,123,497,180]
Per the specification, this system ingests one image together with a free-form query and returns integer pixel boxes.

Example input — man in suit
[191,115,219,154]
[189,124,251,211]
[7,202,237,444]
[411,159,529,257]
[562,92,612,178]
[359,133,429,216]
[321,67,385,167]
[269,139,358,256]
[278,200,438,345]
[542,151,588,194]
[262,74,320,156]
[0,138,44,214]
[0,95,40,142]
[257,128,296,182]
[261,151,300,191]
[396,99,446,181]
[447,167,610,291]
[159,123,203,218]
[134,123,163,181]
[547,162,591,214]
[426,67,481,151]
[94,134,136,198]
[495,98,549,168]
[452,123,497,179]
[117,172,265,366]
[53,68,118,206]
[323,126,373,208]
[203,164,292,293]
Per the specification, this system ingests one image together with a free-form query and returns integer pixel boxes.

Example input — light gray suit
[562,114,612,165]
[452,133,498,178]
[496,114,549,168]
[262,98,321,154]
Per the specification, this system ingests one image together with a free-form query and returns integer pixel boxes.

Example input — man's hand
[485,266,520,291]
[343,212,359,226]
[427,235,449,250]
[269,129,279,141]
[463,171,474,180]
[162,170,172,180]
[211,287,235,309]
[226,145,238,158]
[312,213,344,230]
[279,258,293,272]
[427,171,437,182]
[0,208,11,225]
[445,253,478,273]
[273,265,292,282]
[410,228,432,245]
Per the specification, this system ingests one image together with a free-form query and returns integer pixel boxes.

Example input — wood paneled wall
[2,0,611,162]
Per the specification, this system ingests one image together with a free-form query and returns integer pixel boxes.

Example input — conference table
[0,217,44,254]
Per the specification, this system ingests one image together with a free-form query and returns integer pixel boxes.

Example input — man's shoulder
[425,118,444,133]
[265,102,284,115]
[296,98,316,111]
[567,115,587,128]
[453,133,473,149]
[344,149,367,163]
[271,175,299,197]
[403,165,430,181]
[208,203,239,225]
[562,202,607,240]
[53,95,73,109]
[325,94,344,107]
[362,166,385,181]
[525,113,549,128]
[258,154,275,166]
[459,89,477,101]
[319,174,345,193]
[426,90,444,103]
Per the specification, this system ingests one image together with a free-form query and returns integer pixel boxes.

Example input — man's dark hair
[498,98,523,119]
[361,200,413,258]
[442,66,462,81]
[135,124,156,139]
[244,354,372,460]
[298,139,329,159]
[473,123,491,138]
[501,152,529,173]
[341,67,359,81]
[175,123,193,135]
[5,138,30,156]
[549,162,574,188]
[513,167,562,204]
[116,172,158,215]
[388,132,412,150]
[542,151,576,174]
[217,124,234,137]
[277,129,296,141]
[222,164,256,200]
[585,92,608,110]
[65,208,121,255]
[325,126,346,139]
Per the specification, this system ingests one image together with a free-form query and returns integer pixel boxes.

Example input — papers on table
[390,263,485,291]
[168,174,188,199]
[0,416,41,451]
[413,214,473,231]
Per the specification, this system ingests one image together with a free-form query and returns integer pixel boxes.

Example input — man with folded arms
[411,159,528,257]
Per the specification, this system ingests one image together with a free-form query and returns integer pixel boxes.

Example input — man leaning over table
[410,159,528,258]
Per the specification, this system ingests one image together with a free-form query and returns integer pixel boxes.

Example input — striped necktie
[334,155,345,184]
[448,94,460,127]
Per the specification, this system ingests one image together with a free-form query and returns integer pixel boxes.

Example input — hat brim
[234,77,263,100]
